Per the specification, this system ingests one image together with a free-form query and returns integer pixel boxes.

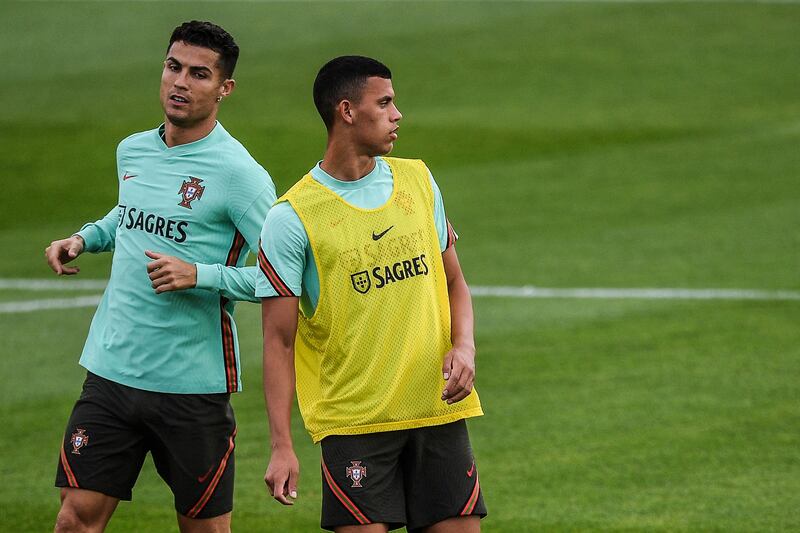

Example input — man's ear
[220,78,236,98]
[338,100,355,125]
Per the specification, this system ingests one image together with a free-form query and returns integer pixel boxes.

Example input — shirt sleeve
[195,264,260,303]
[195,161,277,303]
[427,167,458,252]
[76,206,120,253]
[76,140,127,253]
[256,202,307,298]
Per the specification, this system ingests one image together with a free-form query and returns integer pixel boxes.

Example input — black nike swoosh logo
[372,226,394,240]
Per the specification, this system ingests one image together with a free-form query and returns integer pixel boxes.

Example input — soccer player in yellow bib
[257,56,486,532]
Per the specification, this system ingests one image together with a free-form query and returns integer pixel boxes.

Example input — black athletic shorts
[55,372,236,519]
[320,419,486,531]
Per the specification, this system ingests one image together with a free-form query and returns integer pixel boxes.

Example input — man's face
[350,77,402,156]
[159,41,231,128]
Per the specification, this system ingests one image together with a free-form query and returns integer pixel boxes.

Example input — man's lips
[169,94,190,105]
[390,128,399,140]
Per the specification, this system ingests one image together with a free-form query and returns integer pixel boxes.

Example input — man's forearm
[261,296,302,505]
[448,274,475,350]
[263,337,296,449]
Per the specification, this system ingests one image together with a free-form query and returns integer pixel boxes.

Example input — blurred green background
[1,1,799,531]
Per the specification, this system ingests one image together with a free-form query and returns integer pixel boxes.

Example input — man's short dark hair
[313,56,392,130]
[168,21,239,80]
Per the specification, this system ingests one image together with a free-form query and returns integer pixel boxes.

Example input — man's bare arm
[262,296,301,505]
[440,246,477,404]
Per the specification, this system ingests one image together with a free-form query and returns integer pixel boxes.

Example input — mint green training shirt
[255,157,456,316]
[77,122,275,393]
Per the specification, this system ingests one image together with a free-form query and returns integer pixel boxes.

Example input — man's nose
[174,70,190,88]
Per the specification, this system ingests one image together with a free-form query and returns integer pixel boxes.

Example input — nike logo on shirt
[122,172,137,181]
[372,226,394,240]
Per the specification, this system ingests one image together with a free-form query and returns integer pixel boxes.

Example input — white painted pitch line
[0,278,108,291]
[1,281,799,314]
[5,278,800,300]
[0,295,103,314]
[470,286,800,301]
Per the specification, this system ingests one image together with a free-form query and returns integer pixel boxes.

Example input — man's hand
[45,235,85,275]
[441,344,476,404]
[145,250,197,293]
[264,446,299,506]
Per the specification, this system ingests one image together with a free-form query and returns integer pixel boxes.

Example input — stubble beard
[164,106,212,129]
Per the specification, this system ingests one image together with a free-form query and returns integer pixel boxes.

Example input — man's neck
[320,139,377,182]
[162,118,217,148]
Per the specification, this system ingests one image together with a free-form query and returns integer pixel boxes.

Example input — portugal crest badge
[70,428,89,455]
[178,177,205,209]
[351,271,371,294]
[346,461,367,488]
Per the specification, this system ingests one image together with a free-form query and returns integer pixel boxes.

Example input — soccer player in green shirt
[44,21,274,532]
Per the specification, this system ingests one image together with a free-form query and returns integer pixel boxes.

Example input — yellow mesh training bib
[281,157,483,442]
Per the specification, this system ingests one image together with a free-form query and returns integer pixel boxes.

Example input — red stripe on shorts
[321,460,371,525]
[186,427,237,518]
[60,444,79,488]
[460,472,481,515]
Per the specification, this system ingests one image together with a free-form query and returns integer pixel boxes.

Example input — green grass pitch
[1,1,799,531]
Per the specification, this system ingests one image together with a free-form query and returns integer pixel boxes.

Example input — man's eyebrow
[189,64,213,73]
[165,57,213,73]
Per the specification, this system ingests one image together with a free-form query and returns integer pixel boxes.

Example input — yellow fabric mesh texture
[281,158,482,442]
